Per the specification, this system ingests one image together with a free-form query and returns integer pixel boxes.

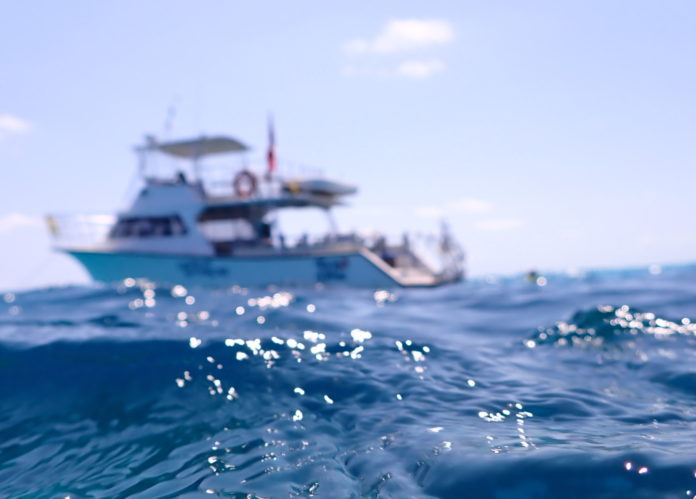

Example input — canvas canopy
[145,136,249,158]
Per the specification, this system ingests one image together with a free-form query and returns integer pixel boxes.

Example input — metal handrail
[46,213,115,248]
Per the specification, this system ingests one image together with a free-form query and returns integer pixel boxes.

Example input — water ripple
[2,266,696,496]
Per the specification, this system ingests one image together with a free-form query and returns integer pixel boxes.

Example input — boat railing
[406,231,465,280]
[276,232,363,252]
[199,160,323,199]
[363,231,464,280]
[204,175,283,199]
[284,229,464,280]
[46,214,115,249]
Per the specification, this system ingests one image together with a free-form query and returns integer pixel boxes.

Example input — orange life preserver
[233,170,257,198]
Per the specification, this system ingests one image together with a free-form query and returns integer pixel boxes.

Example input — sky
[1,0,695,290]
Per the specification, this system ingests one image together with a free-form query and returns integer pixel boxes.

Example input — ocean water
[2,266,696,498]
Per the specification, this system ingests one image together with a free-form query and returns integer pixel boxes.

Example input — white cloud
[396,59,445,78]
[449,197,492,214]
[344,19,455,55]
[342,19,454,79]
[474,218,525,232]
[0,213,41,234]
[415,197,493,218]
[342,61,444,79]
[0,114,32,139]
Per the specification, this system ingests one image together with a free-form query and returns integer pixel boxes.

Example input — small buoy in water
[526,269,539,283]
[526,269,547,286]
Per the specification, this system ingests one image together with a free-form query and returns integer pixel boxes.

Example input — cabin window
[198,218,256,241]
[109,215,187,238]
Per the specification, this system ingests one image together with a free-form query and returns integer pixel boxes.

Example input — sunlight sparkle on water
[373,290,397,306]
[351,329,373,343]
[247,292,294,310]
[303,330,326,343]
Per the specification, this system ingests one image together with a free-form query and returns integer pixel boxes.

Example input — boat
[46,131,465,288]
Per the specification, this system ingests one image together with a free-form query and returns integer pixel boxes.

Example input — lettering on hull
[316,257,350,282]
[180,260,229,278]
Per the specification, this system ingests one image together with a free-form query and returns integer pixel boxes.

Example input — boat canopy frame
[135,134,252,182]
[138,135,249,159]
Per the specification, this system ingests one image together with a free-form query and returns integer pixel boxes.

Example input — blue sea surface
[2,266,696,498]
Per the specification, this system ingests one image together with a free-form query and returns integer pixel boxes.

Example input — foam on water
[2,266,696,497]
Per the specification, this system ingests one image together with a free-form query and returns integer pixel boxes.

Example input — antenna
[162,96,180,139]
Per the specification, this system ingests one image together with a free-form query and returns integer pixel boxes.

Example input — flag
[267,116,276,177]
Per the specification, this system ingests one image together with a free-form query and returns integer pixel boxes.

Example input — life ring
[233,170,257,198]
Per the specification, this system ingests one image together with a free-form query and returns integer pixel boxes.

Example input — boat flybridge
[47,134,465,288]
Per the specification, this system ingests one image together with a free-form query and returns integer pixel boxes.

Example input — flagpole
[266,114,276,181]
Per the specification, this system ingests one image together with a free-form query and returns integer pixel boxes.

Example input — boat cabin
[120,134,358,257]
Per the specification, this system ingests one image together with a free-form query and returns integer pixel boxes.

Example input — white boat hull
[68,250,421,288]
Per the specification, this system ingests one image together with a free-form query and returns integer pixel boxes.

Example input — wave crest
[529,305,696,347]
